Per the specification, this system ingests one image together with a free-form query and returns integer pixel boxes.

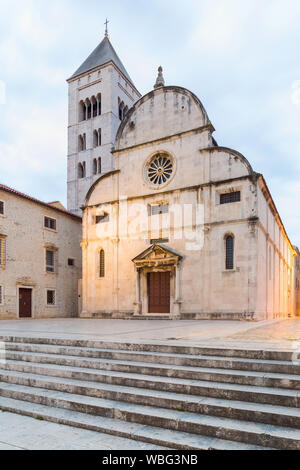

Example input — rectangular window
[0,201,4,215]
[0,286,3,305]
[47,290,56,306]
[220,192,241,205]
[151,204,169,215]
[44,216,57,231]
[68,258,75,266]
[46,250,55,273]
[95,213,109,224]
[0,237,6,266]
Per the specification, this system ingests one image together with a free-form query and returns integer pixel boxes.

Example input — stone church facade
[79,56,299,320]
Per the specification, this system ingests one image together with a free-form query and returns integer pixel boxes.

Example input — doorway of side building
[147,271,170,313]
[18,288,32,318]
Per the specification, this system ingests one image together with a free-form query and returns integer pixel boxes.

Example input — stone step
[0,382,298,449]
[0,396,268,451]
[1,342,300,374]
[1,350,300,390]
[0,335,295,361]
[0,368,299,428]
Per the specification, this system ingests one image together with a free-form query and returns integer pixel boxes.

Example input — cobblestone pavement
[0,317,300,350]
[227,318,300,342]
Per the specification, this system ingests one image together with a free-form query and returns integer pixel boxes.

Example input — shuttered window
[225,236,234,270]
[47,290,56,305]
[220,192,241,204]
[44,216,56,231]
[46,250,55,273]
[99,250,105,278]
[0,201,4,215]
[0,237,6,266]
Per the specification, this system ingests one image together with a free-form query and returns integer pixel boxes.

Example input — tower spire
[104,18,109,38]
[154,66,165,89]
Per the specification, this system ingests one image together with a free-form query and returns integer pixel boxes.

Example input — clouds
[0,0,299,244]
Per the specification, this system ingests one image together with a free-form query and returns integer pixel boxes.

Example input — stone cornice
[84,174,254,209]
[112,124,215,155]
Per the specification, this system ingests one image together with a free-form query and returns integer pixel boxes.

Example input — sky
[0,0,300,244]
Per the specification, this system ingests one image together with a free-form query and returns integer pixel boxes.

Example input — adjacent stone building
[0,185,81,319]
[81,71,299,321]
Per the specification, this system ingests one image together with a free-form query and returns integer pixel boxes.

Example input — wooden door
[19,288,32,318]
[148,272,170,313]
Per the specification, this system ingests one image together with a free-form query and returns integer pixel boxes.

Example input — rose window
[147,154,173,186]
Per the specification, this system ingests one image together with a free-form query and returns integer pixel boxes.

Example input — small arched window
[93,159,97,175]
[86,99,91,120]
[99,250,105,278]
[119,100,124,120]
[97,93,102,116]
[79,101,86,122]
[78,163,84,179]
[78,134,86,152]
[93,130,98,148]
[98,157,102,174]
[78,135,84,152]
[91,96,97,118]
[225,235,234,270]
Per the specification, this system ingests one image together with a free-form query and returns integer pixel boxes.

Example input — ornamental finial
[154,66,165,89]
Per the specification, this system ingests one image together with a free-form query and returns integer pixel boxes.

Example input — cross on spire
[104,18,109,38]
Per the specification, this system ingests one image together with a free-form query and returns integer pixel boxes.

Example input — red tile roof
[0,184,82,221]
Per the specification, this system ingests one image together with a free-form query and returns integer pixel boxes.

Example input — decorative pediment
[132,244,182,268]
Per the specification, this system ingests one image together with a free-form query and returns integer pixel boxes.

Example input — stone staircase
[0,335,299,450]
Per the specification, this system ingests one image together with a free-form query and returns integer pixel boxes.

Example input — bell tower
[66,27,141,215]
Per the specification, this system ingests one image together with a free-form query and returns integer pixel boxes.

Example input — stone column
[134,268,142,315]
[173,263,182,317]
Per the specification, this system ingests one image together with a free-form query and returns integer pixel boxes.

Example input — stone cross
[104,18,109,38]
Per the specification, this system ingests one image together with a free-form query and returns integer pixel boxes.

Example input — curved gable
[114,86,211,151]
[201,146,254,181]
[84,170,120,207]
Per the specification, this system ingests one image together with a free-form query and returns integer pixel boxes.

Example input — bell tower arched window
[93,159,97,175]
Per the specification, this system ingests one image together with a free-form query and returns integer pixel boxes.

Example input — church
[68,29,299,321]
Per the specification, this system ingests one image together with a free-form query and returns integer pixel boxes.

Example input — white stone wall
[0,191,82,319]
[255,182,295,319]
